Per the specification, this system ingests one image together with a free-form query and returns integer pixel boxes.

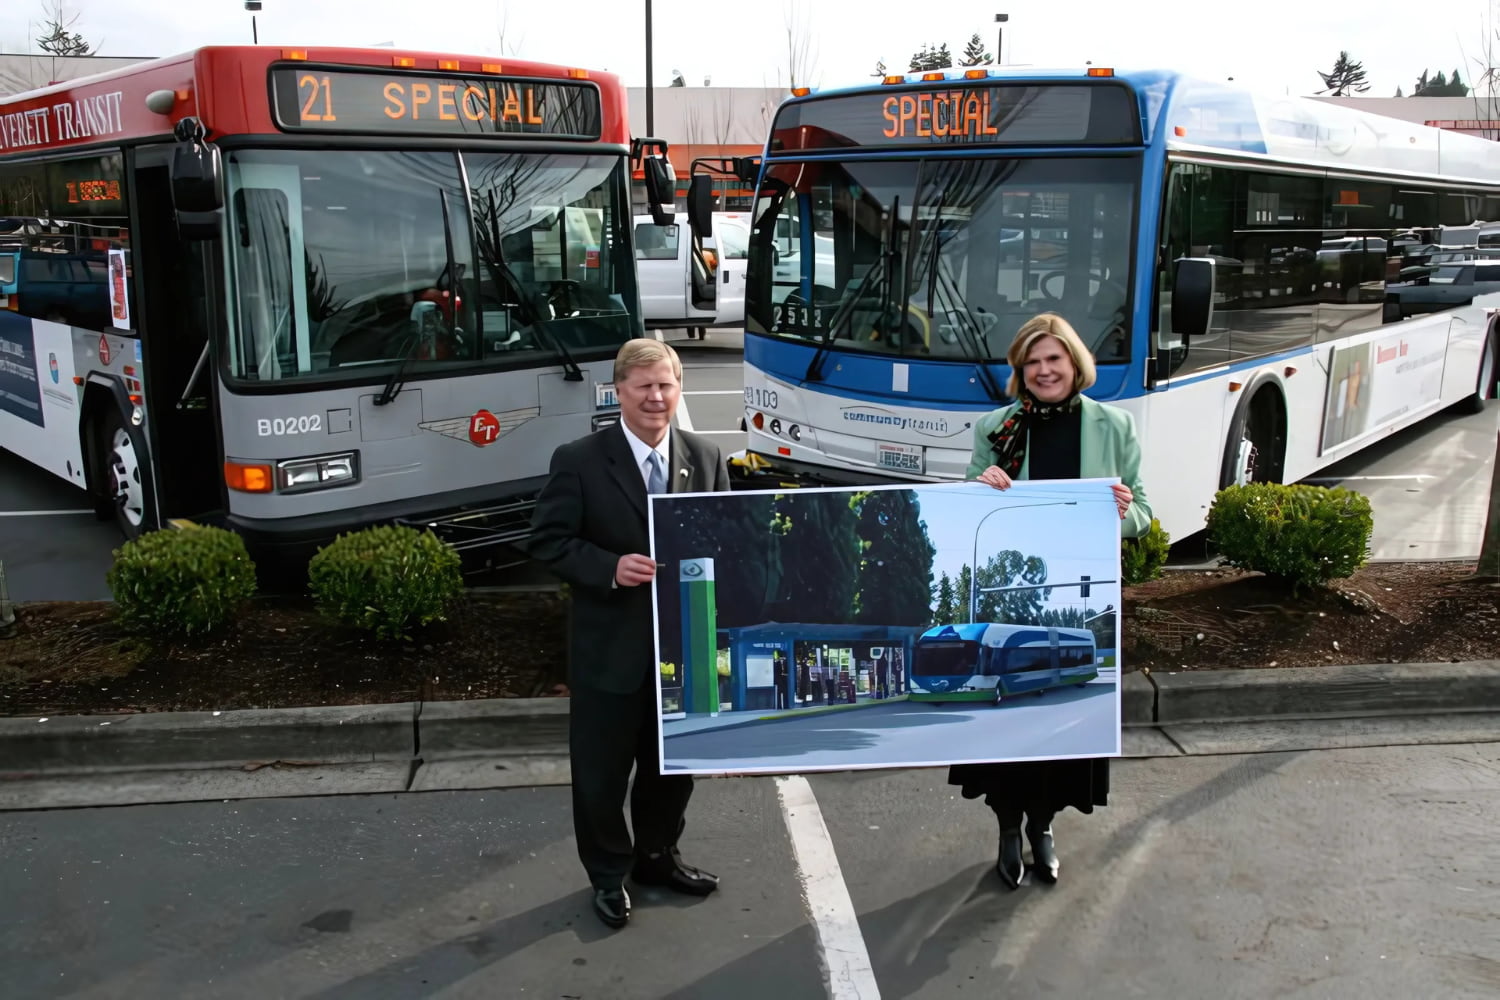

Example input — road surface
[662,677,1118,773]
[3,741,1498,998]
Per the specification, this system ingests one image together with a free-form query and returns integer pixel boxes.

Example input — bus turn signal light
[224,461,274,493]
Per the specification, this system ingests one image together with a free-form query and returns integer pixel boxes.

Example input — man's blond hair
[613,338,683,385]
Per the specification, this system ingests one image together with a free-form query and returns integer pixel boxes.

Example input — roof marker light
[964,69,988,79]
[283,49,308,61]
[922,71,945,82]
[882,75,905,85]
[791,86,811,97]
[1087,67,1114,77]
[437,59,460,71]
[392,55,416,68]
[481,62,503,73]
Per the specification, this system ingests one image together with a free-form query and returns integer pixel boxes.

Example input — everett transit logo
[840,406,961,438]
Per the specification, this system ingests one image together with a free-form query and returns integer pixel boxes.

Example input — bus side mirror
[643,153,675,226]
[170,132,224,241]
[686,174,713,238]
[1171,257,1216,337]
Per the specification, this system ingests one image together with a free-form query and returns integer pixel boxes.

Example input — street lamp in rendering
[245,1,261,44]
[969,499,1076,622]
[994,13,1008,67]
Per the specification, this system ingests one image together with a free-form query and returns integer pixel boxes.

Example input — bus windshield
[224,149,637,384]
[746,155,1137,363]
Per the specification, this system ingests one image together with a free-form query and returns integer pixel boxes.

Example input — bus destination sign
[270,68,603,140]
[771,82,1139,150]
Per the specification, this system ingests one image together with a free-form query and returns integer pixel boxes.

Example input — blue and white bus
[716,67,1500,541]
[909,622,1097,704]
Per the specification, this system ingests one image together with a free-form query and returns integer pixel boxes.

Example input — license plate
[595,382,618,409]
[876,442,923,474]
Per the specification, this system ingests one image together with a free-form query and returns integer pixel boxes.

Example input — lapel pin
[679,469,689,478]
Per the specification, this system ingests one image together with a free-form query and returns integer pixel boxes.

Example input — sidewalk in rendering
[2,660,1497,779]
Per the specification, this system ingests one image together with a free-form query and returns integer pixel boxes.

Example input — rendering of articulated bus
[686,66,1500,542]
[908,622,1098,704]
[0,45,678,572]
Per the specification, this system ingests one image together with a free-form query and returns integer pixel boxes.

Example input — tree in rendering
[849,490,936,626]
[931,572,958,624]
[1413,69,1469,97]
[1317,51,1370,96]
[908,43,954,72]
[970,549,1050,624]
[958,33,993,67]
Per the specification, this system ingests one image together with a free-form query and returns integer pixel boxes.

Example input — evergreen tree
[1317,50,1370,96]
[1395,85,1404,97]
[933,43,954,69]
[958,33,992,67]
[850,490,936,626]
[932,572,957,624]
[954,564,974,622]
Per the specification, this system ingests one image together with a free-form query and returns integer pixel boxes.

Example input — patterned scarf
[986,391,1082,476]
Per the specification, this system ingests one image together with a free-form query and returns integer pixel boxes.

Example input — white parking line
[694,430,744,436]
[776,775,881,999]
[675,395,696,432]
[683,390,745,396]
[0,509,93,517]
[1304,475,1434,483]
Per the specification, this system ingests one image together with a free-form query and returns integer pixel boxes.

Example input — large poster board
[649,479,1124,776]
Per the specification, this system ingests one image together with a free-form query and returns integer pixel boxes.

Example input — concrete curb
[3,661,1498,777]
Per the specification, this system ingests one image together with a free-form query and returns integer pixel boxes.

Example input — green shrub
[308,525,464,640]
[1207,483,1373,593]
[1121,518,1171,586]
[106,524,257,638]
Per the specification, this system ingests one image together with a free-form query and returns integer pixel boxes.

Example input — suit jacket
[964,395,1154,539]
[528,422,731,694]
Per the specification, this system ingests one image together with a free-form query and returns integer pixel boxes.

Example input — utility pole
[995,13,1008,66]
[645,0,654,136]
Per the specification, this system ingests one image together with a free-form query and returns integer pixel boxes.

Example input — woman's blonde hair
[1005,313,1097,399]
[614,337,683,385]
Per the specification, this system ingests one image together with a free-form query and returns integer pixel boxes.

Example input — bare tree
[494,1,526,57]
[1459,0,1500,140]
[682,101,705,145]
[710,89,736,146]
[784,0,819,91]
[32,0,94,55]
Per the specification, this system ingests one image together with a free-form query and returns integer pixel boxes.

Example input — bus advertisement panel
[0,46,677,574]
[726,68,1499,544]
[647,478,1122,777]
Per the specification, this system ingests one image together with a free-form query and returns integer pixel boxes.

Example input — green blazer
[965,395,1154,539]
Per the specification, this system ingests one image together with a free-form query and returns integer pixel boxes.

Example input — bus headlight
[277,452,359,493]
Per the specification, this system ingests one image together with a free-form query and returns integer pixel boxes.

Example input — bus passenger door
[129,147,224,522]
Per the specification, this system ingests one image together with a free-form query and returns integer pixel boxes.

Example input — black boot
[992,803,1024,889]
[1026,809,1059,884]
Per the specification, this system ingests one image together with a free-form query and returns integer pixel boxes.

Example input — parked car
[1386,258,1500,319]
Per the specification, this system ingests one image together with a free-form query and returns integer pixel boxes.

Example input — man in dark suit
[528,338,730,931]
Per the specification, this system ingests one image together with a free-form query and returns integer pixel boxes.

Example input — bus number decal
[745,387,779,410]
[257,415,323,436]
[298,75,337,123]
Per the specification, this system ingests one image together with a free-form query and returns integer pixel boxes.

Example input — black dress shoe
[631,848,719,896]
[996,828,1025,890]
[593,886,630,929]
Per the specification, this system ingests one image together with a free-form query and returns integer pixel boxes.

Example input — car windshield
[745,155,1138,363]
[224,149,637,383]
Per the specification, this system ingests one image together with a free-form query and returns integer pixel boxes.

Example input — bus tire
[95,405,154,542]
[1219,383,1287,489]
[1457,327,1497,415]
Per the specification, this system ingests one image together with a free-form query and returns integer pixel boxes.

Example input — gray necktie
[646,450,666,495]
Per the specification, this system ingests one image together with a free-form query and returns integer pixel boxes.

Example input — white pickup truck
[634,211,749,338]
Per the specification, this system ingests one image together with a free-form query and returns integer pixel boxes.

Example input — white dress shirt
[620,421,672,492]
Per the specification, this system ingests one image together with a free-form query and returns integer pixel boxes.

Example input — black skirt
[947,758,1109,815]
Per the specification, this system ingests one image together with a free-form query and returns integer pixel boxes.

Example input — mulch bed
[1123,561,1500,671]
[0,592,570,717]
[2,563,1496,716]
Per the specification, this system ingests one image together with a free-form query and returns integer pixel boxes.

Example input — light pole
[969,499,1076,622]
[245,1,261,44]
[644,0,654,137]
[994,13,1008,67]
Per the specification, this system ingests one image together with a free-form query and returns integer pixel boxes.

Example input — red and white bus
[0,45,676,571]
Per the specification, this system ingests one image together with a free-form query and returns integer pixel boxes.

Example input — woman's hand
[1111,483,1132,520]
[977,466,1013,491]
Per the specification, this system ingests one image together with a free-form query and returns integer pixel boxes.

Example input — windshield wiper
[478,198,583,381]
[921,212,1004,402]
[375,190,461,406]
[806,195,901,382]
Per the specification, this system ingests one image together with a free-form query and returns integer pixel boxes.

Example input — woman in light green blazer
[949,312,1152,889]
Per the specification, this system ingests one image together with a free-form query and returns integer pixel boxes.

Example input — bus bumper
[219,476,550,583]
[728,449,921,491]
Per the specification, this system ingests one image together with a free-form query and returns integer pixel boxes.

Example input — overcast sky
[8,0,1500,98]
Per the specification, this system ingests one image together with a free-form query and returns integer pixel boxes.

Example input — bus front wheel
[1221,388,1286,489]
[94,406,154,541]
